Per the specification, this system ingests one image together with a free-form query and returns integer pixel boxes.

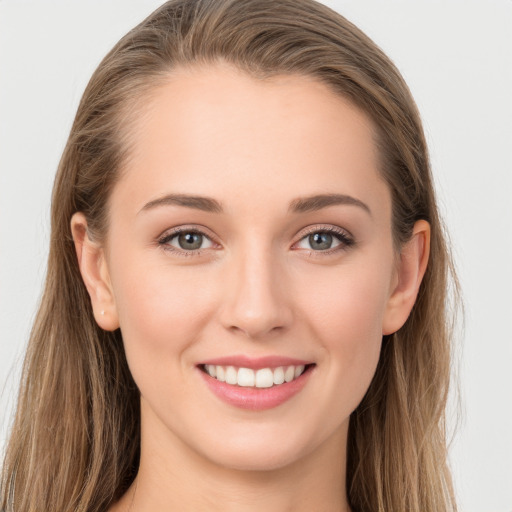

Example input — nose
[218,244,293,339]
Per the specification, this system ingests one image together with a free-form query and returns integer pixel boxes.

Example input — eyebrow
[139,192,371,216]
[140,194,223,214]
[289,193,371,216]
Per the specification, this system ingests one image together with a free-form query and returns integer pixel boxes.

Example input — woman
[1,0,459,510]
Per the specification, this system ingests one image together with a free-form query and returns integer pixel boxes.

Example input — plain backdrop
[1,1,511,510]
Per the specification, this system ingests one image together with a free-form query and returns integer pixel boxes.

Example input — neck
[112,405,352,512]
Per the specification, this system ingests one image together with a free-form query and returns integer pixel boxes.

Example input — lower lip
[198,366,313,411]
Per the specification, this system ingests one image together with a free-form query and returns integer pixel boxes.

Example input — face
[99,65,402,471]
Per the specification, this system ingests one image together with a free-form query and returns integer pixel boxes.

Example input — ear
[70,212,120,331]
[382,220,430,335]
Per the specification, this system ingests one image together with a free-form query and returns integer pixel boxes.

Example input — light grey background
[1,1,511,510]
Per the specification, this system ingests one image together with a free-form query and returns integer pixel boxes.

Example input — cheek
[300,258,392,340]
[297,259,392,400]
[108,258,223,420]
[109,252,216,369]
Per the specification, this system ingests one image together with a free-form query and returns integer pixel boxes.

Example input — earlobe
[382,220,430,335]
[70,213,120,331]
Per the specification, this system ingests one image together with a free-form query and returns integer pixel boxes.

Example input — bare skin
[72,64,429,512]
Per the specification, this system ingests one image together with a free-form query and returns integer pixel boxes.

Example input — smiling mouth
[200,364,314,389]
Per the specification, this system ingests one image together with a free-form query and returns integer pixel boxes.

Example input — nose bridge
[220,237,292,338]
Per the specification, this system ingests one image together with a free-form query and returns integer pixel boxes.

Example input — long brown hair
[1,1,459,510]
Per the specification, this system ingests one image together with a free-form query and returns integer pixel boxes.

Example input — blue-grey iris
[178,232,203,250]
[309,232,333,250]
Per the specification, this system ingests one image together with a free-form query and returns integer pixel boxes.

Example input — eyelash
[157,224,355,257]
[294,225,355,257]
[157,226,218,258]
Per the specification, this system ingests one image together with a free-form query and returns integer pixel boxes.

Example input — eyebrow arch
[289,193,372,216]
[140,194,224,214]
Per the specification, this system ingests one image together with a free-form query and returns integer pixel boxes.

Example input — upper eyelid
[158,225,218,242]
[294,224,353,240]
[300,224,349,234]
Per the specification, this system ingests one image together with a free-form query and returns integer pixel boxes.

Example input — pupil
[309,232,332,250]
[178,232,202,250]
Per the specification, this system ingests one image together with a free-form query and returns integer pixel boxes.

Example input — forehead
[114,63,390,221]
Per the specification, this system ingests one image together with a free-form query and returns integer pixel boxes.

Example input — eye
[295,227,354,252]
[159,228,214,252]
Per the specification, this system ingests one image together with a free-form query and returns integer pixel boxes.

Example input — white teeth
[216,366,225,382]
[284,366,295,383]
[237,367,255,387]
[255,368,274,388]
[294,365,305,378]
[225,366,238,385]
[205,364,308,388]
[273,366,285,385]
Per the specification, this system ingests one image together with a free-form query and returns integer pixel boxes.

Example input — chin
[192,426,327,473]
[205,446,305,473]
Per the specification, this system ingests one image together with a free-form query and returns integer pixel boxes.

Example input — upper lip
[198,355,314,370]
